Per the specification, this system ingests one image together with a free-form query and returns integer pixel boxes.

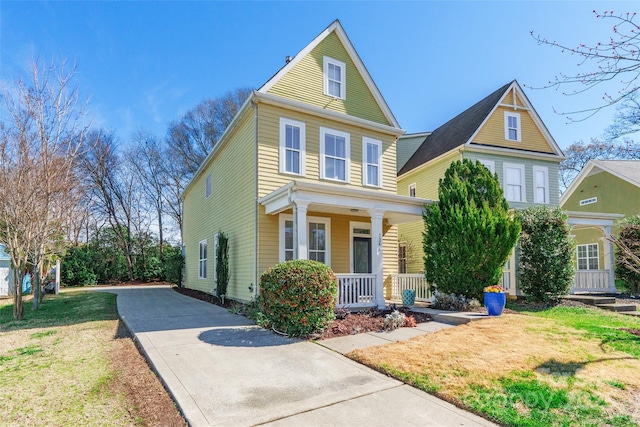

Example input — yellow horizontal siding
[257,104,397,198]
[473,106,554,153]
[397,151,459,200]
[183,112,256,302]
[398,221,424,274]
[267,32,390,126]
[562,172,640,217]
[257,211,398,280]
[571,228,606,271]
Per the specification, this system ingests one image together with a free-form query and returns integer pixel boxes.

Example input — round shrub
[260,260,337,337]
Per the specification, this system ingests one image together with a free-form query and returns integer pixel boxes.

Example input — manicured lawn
[0,291,185,426]
[349,306,640,427]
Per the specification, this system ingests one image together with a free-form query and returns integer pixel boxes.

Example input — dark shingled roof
[398,81,513,176]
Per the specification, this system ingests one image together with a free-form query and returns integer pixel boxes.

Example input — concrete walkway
[102,286,496,427]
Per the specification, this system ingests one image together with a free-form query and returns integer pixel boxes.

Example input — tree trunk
[13,273,23,320]
[32,268,41,310]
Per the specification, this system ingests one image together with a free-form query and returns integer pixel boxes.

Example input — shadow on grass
[537,356,637,377]
[0,291,118,332]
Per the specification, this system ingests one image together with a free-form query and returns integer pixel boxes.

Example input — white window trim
[580,197,597,206]
[362,137,382,188]
[279,117,306,176]
[504,111,522,142]
[533,166,550,204]
[205,173,212,198]
[478,159,495,174]
[398,242,408,274]
[577,243,599,270]
[349,221,371,273]
[198,239,207,279]
[323,56,346,99]
[503,163,526,203]
[279,214,331,266]
[319,127,350,183]
[408,183,417,198]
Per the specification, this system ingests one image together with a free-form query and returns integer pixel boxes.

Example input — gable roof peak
[257,20,399,128]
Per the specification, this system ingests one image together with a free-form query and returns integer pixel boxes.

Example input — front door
[353,237,372,274]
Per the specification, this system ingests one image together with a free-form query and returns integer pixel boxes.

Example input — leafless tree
[128,130,167,254]
[559,138,640,191]
[0,60,87,318]
[166,88,252,177]
[532,10,640,123]
[81,130,138,281]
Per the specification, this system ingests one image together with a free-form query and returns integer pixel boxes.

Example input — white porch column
[294,200,309,260]
[603,225,617,293]
[369,208,385,309]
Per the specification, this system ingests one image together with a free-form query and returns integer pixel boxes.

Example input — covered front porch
[567,211,624,294]
[258,181,429,309]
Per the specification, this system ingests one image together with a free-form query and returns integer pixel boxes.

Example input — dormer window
[504,112,521,142]
[323,56,346,99]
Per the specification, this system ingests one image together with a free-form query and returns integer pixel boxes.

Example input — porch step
[596,303,637,312]
[562,295,616,305]
[620,311,640,318]
[409,308,489,326]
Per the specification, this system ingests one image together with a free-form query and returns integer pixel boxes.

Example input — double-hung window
[320,127,350,182]
[533,166,549,204]
[279,214,331,265]
[362,137,382,187]
[198,240,207,279]
[398,243,407,274]
[504,163,525,202]
[577,244,599,270]
[504,112,521,142]
[478,159,495,174]
[279,118,306,175]
[323,56,346,99]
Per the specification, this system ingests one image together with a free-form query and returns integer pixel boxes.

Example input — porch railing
[571,270,611,294]
[390,274,433,302]
[335,274,376,308]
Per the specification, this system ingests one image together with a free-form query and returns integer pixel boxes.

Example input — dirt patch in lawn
[108,321,187,427]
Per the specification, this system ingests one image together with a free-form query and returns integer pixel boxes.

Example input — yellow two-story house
[396,81,566,296]
[182,21,426,308]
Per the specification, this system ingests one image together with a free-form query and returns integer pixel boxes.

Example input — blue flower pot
[402,289,416,306]
[484,292,506,316]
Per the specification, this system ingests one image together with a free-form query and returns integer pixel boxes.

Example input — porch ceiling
[258,181,430,225]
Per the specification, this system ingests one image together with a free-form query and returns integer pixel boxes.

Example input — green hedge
[260,260,337,337]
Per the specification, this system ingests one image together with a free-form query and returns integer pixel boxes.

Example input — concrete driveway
[103,286,495,427]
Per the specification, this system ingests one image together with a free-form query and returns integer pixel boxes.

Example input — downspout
[253,100,259,300]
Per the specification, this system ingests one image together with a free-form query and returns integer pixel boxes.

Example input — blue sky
[1,1,634,150]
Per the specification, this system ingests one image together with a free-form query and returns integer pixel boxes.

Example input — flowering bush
[483,285,505,293]
[260,260,337,338]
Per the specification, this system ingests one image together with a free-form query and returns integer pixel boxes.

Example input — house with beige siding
[560,160,640,293]
[396,81,565,296]
[182,20,427,308]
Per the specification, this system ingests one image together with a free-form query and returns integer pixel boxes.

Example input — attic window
[323,56,346,99]
[504,112,521,142]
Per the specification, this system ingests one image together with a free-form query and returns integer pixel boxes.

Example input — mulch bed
[173,286,233,308]
[172,286,433,339]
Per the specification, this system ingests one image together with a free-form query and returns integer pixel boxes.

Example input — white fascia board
[464,81,565,159]
[559,161,597,206]
[258,20,400,129]
[254,91,405,137]
[182,92,256,198]
[464,145,565,162]
[259,180,429,217]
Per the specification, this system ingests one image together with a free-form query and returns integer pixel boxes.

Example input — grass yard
[349,305,640,427]
[0,291,186,426]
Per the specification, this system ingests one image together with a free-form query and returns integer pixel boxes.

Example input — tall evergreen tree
[423,159,521,300]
